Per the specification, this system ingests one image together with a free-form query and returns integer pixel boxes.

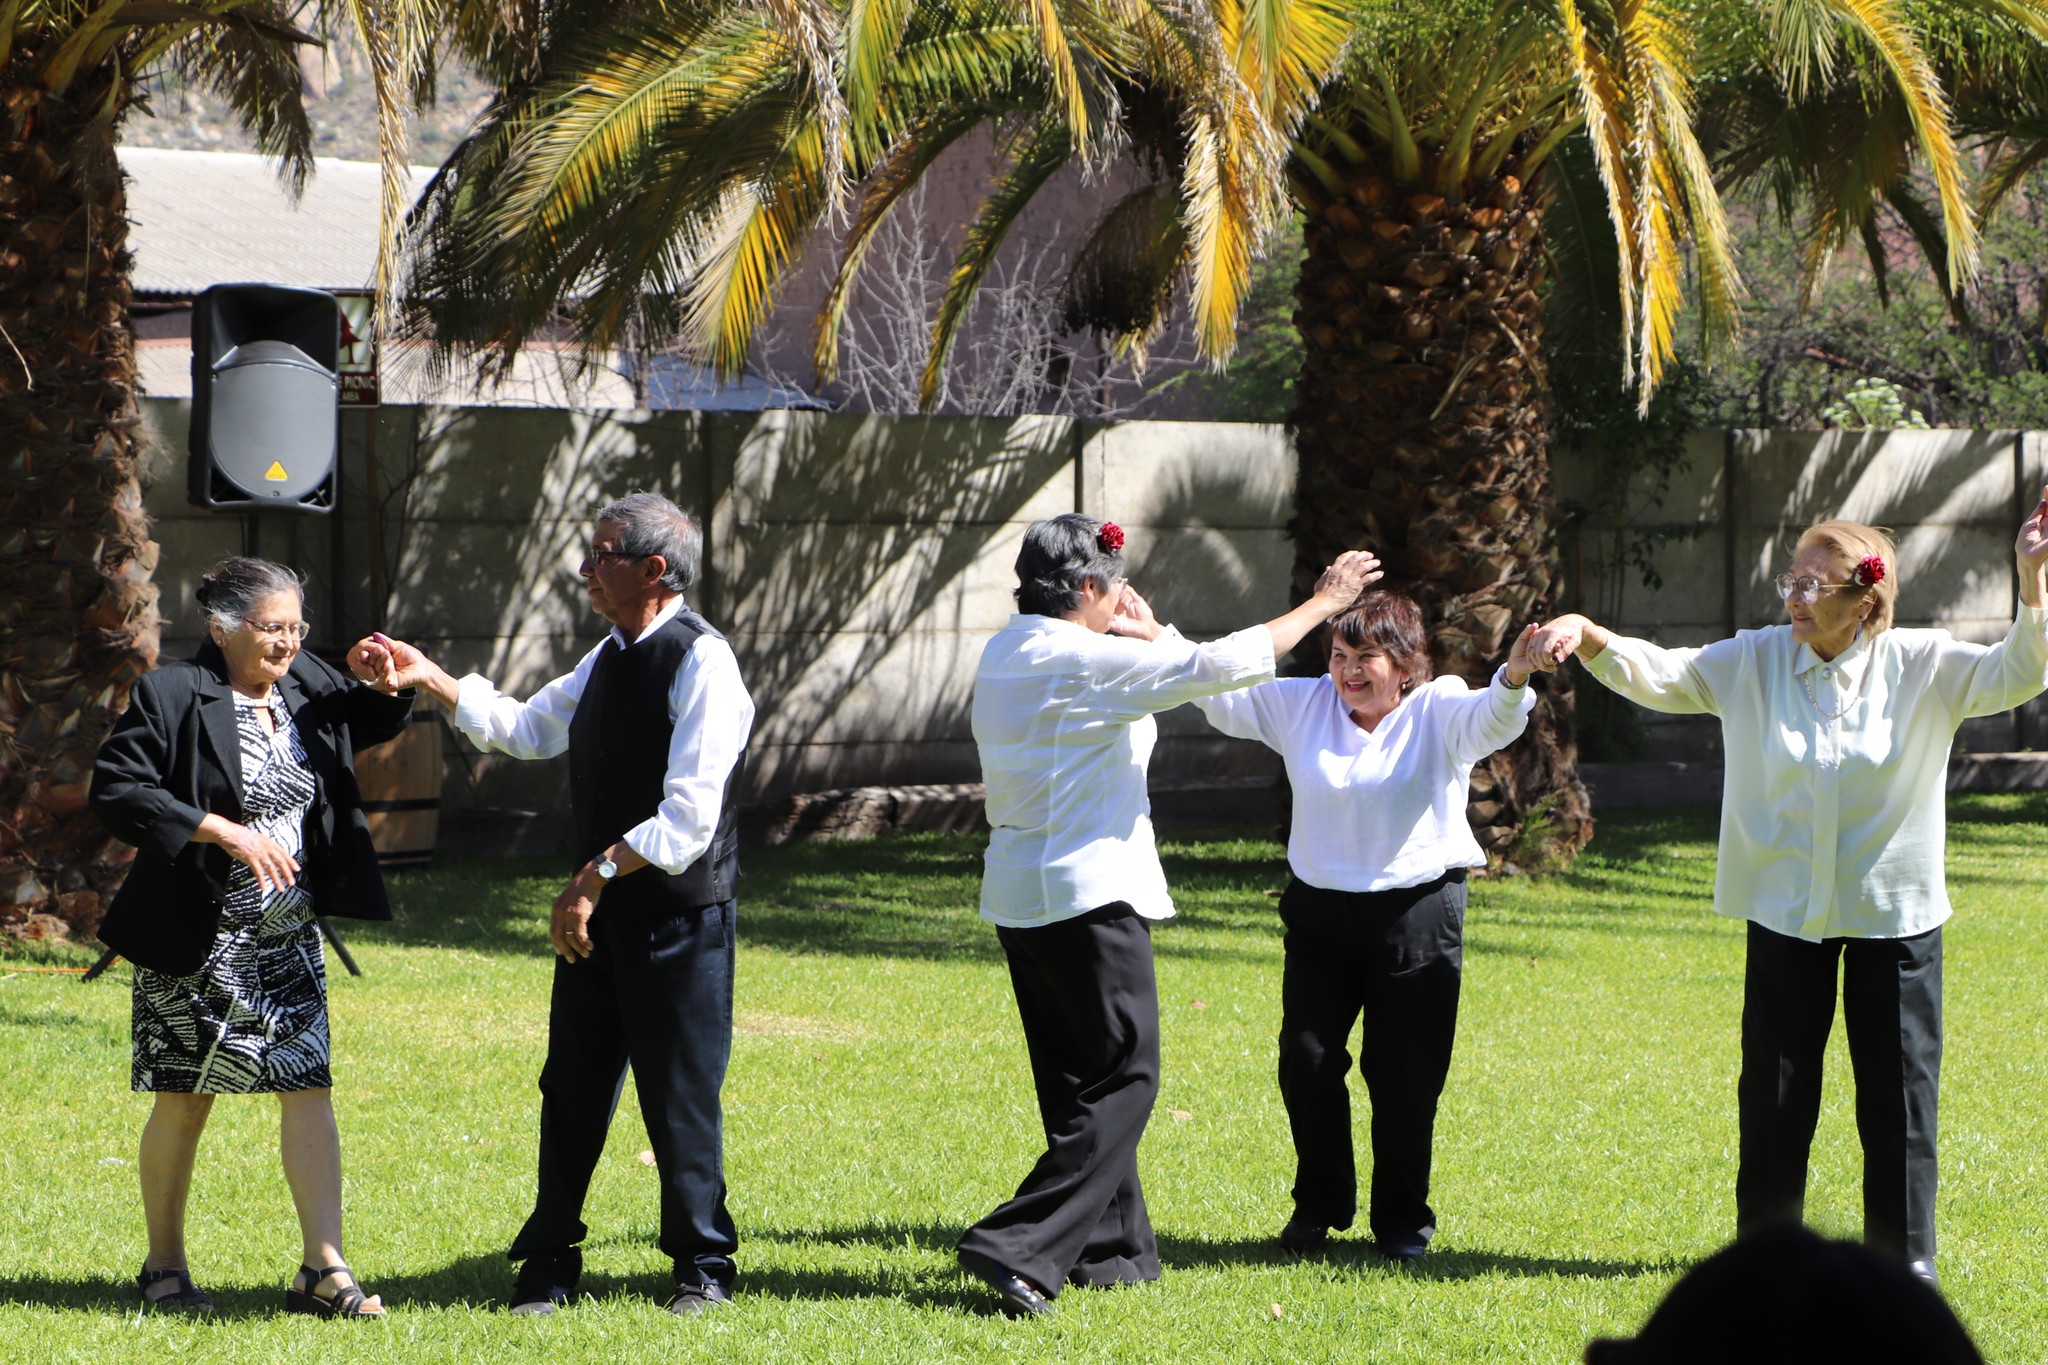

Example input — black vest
[568,603,743,910]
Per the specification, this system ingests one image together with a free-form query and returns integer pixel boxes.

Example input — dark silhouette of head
[1585,1226,1981,1365]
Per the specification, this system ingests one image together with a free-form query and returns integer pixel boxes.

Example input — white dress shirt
[1586,606,2048,942]
[974,616,1277,927]
[1196,672,1535,892]
[449,595,756,874]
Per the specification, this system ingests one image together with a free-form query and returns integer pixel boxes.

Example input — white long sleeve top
[448,595,756,874]
[973,615,1277,927]
[1585,606,2048,942]
[1195,672,1535,892]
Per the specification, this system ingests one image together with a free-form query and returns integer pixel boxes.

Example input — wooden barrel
[355,697,442,868]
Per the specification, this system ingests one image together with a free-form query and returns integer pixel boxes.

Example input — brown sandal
[284,1262,384,1318]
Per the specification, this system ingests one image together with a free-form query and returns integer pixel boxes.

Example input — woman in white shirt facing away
[1529,492,2048,1288]
[1194,591,1541,1261]
[956,513,1380,1318]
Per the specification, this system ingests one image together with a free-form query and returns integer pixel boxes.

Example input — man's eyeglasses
[582,549,647,570]
[242,619,311,642]
[1773,573,1857,604]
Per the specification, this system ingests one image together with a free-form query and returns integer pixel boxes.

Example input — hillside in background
[122,31,491,167]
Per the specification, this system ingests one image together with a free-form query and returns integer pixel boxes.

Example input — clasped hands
[346,632,434,694]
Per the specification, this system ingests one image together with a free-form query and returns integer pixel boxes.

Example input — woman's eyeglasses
[242,619,311,642]
[1773,573,1856,604]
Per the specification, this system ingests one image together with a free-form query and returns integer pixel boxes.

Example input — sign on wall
[334,290,379,408]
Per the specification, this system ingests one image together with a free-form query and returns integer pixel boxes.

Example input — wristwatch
[594,855,620,882]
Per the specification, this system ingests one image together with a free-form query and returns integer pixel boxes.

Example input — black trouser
[1276,873,1465,1245]
[508,898,740,1288]
[1736,921,1942,1262]
[958,903,1162,1297]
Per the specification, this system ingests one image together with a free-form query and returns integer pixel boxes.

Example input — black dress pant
[508,897,740,1288]
[1276,873,1465,1245]
[1736,920,1942,1262]
[957,903,1163,1297]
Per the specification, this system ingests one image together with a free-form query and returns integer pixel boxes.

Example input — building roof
[119,145,824,411]
[120,145,435,298]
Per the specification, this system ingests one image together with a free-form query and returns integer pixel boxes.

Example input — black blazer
[90,643,414,974]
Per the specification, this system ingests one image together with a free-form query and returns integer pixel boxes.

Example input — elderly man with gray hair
[360,492,754,1316]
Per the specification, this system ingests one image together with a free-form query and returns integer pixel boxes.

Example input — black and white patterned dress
[132,690,331,1093]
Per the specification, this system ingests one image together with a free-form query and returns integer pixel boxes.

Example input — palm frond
[1808,0,1978,285]
[814,107,1002,382]
[920,114,1073,408]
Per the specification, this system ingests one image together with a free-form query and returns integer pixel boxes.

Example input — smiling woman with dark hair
[1531,490,2048,1285]
[1193,589,1540,1260]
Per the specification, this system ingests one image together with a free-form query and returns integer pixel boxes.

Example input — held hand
[346,636,392,687]
[348,632,435,694]
[1527,615,1585,671]
[2018,483,2048,570]
[1504,623,1540,686]
[215,821,300,893]
[1311,550,1384,613]
[549,874,599,961]
[1107,584,1163,641]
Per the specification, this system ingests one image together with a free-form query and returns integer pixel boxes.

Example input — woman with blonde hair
[1529,492,2048,1286]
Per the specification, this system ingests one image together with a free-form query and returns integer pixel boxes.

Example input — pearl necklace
[1799,630,1865,721]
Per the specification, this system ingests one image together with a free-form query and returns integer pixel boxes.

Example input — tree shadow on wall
[717,412,1077,798]
[1735,429,2022,632]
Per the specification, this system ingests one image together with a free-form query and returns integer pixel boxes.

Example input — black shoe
[667,1281,732,1316]
[509,1250,583,1316]
[1278,1219,1330,1254]
[957,1248,1053,1318]
[137,1265,213,1315]
[1376,1232,1431,1263]
[1908,1259,1939,1289]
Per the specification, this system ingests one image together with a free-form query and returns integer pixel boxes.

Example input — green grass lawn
[3,797,2045,1363]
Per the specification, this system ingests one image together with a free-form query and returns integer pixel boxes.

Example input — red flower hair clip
[1098,522,1125,554]
[1853,554,1886,588]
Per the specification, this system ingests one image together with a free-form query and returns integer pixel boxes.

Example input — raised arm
[2018,483,2047,609]
[1265,551,1383,658]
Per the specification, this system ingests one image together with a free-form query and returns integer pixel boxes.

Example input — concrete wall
[138,403,1300,814]
[139,404,2047,814]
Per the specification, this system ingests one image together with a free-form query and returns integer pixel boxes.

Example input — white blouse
[1195,672,1535,892]
[973,616,1277,928]
[449,595,756,875]
[1585,606,2048,942]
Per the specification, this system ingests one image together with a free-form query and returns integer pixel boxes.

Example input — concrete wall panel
[131,400,2047,803]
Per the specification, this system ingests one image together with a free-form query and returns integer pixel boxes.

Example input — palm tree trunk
[1,51,163,944]
[1288,132,1593,867]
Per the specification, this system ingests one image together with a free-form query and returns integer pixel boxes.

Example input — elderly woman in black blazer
[91,557,411,1318]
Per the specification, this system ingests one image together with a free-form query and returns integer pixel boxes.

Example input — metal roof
[120,146,434,298]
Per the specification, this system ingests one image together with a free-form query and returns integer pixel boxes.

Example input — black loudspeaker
[188,284,340,513]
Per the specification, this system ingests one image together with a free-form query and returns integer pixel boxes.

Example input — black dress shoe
[958,1249,1053,1318]
[1278,1219,1330,1253]
[1907,1258,1939,1289]
[1377,1233,1430,1263]
[508,1249,583,1315]
[667,1281,732,1316]
[508,1282,580,1316]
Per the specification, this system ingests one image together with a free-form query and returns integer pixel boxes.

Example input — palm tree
[0,2,442,941]
[402,0,1991,863]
